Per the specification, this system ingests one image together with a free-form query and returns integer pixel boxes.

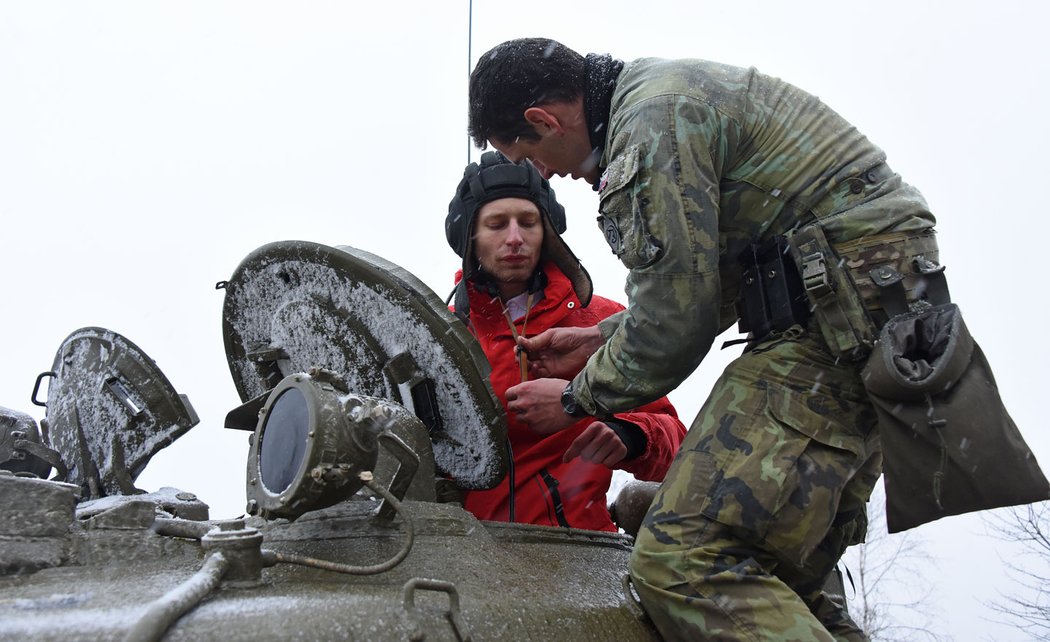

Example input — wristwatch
[560,382,588,418]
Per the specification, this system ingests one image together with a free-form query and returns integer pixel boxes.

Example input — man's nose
[532,160,554,180]
[506,221,525,245]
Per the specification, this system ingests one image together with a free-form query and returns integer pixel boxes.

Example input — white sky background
[1,1,1047,639]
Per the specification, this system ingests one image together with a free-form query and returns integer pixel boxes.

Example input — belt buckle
[801,252,832,296]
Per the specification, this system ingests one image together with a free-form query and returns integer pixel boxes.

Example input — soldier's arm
[572,95,730,415]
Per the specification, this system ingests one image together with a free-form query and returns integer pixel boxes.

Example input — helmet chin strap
[475,262,546,299]
[526,265,548,294]
[450,264,547,324]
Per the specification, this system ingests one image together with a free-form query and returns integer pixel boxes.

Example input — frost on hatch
[44,328,197,497]
[225,255,502,488]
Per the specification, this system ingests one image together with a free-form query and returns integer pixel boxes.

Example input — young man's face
[473,197,544,299]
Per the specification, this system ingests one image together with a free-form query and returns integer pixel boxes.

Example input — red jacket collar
[458,261,580,335]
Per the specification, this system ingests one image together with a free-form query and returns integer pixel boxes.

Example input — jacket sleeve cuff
[603,418,647,460]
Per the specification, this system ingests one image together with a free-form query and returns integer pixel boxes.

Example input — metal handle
[31,371,55,407]
[375,431,420,524]
[401,577,471,642]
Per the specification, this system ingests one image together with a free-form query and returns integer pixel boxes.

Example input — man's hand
[517,326,605,379]
[563,422,628,467]
[505,378,576,435]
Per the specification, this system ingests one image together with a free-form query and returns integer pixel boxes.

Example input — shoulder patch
[599,215,622,254]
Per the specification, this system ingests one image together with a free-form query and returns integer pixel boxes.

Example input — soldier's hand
[563,422,628,467]
[505,378,577,435]
[517,326,604,379]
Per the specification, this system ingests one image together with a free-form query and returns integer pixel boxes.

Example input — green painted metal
[221,241,507,490]
[40,327,199,498]
[0,243,662,641]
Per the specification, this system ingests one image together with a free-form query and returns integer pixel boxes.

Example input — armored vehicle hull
[0,241,662,641]
[0,474,657,641]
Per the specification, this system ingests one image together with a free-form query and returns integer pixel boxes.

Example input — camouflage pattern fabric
[834,228,940,327]
[563,57,941,640]
[630,323,881,641]
[574,57,936,416]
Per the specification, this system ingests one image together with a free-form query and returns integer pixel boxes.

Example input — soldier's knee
[629,530,654,579]
[630,522,670,585]
[630,522,691,593]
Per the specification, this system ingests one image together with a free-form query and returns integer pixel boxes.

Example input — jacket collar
[461,261,578,335]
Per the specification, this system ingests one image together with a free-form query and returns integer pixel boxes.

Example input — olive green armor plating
[0,241,665,641]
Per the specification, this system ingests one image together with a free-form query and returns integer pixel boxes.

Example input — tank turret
[0,241,661,641]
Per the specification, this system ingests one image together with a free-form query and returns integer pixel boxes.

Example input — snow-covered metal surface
[0,474,660,642]
[0,244,662,639]
[41,328,199,497]
[220,241,507,490]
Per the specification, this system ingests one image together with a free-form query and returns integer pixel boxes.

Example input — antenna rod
[467,0,473,165]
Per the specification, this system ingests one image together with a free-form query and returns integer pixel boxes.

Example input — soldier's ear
[524,107,563,135]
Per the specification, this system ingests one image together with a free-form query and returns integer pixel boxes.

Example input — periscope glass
[260,387,310,493]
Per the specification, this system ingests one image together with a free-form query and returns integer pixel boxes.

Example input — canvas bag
[861,303,1050,533]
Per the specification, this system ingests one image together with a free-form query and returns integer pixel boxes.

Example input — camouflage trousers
[630,324,881,642]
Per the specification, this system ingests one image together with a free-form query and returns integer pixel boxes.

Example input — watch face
[561,386,580,416]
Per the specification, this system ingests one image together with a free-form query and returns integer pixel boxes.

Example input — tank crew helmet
[445,151,592,320]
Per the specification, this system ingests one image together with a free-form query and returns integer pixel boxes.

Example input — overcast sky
[2,2,1047,639]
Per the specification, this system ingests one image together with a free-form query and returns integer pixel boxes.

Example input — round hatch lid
[41,327,199,498]
[220,241,508,490]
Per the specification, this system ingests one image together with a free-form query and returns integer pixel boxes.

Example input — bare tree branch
[984,502,1050,639]
[841,482,946,642]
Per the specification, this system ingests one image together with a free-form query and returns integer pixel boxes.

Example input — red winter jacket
[455,262,686,532]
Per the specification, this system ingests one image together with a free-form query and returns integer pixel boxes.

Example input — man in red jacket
[445,152,686,532]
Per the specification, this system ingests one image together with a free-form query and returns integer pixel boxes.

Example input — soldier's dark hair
[468,38,586,148]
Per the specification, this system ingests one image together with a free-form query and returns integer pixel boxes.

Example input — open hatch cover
[39,327,199,498]
[220,241,508,490]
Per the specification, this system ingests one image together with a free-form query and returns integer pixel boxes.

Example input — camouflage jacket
[573,57,937,416]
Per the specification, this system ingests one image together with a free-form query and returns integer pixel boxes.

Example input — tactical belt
[785,225,877,358]
[837,229,942,322]
[740,208,1049,532]
[868,254,949,317]
[735,159,939,358]
[781,226,941,359]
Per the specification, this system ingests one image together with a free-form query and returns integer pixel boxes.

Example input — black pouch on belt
[736,236,811,342]
[862,302,1050,533]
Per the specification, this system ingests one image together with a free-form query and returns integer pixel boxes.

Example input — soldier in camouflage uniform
[467,37,938,641]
